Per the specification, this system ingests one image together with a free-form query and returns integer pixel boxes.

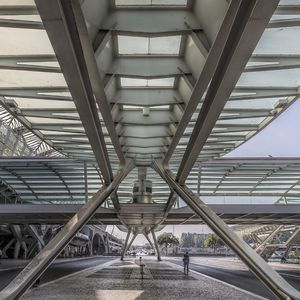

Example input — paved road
[0,256,114,291]
[168,258,300,299]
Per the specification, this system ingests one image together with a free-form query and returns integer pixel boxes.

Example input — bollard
[140,264,145,280]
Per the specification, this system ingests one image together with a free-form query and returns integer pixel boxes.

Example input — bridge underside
[1,203,300,225]
[1,0,300,299]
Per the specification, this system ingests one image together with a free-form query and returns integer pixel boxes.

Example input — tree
[157,232,179,255]
[204,234,224,253]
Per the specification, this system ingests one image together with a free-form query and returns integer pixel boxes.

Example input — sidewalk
[22,257,264,300]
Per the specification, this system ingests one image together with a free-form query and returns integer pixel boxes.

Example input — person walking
[183,251,190,275]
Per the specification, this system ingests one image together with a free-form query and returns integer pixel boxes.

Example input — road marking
[279,272,300,279]
[165,261,268,300]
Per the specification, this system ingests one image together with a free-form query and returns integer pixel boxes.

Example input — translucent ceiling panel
[118,35,181,55]
[0,28,54,55]
[115,0,187,6]
[11,98,76,109]
[0,0,35,5]
[254,27,300,55]
[120,77,175,87]
[238,69,300,87]
[0,70,66,88]
[152,0,187,5]
[118,36,148,55]
[149,36,182,54]
[0,15,41,22]
[116,0,151,5]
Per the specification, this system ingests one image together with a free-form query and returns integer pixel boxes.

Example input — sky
[107,98,300,244]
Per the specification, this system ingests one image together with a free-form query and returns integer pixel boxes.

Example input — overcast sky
[107,99,300,244]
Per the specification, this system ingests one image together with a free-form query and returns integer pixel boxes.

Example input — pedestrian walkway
[21,257,264,300]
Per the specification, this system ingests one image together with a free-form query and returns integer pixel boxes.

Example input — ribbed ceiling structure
[0,0,299,208]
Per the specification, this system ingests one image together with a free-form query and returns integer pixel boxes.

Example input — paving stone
[22,258,264,300]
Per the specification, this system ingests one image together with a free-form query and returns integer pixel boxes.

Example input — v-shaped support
[153,160,300,300]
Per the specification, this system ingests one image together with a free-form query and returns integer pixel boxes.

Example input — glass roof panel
[0,0,35,5]
[120,77,175,87]
[0,28,54,55]
[0,15,41,22]
[254,27,300,55]
[237,69,300,87]
[118,35,181,55]
[149,36,181,54]
[115,0,187,6]
[0,70,66,88]
[6,98,75,109]
[118,36,148,55]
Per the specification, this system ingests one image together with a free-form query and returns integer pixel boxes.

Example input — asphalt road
[168,258,300,299]
[0,256,114,291]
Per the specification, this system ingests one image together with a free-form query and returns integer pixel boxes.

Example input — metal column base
[0,161,133,300]
[153,161,300,300]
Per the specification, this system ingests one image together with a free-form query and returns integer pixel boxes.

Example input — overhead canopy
[0,0,299,207]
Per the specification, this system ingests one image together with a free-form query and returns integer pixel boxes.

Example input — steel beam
[103,10,201,35]
[0,161,133,300]
[143,232,161,261]
[153,160,300,300]
[0,18,43,30]
[35,0,113,183]
[0,87,71,101]
[126,231,138,252]
[151,229,162,261]
[176,0,279,184]
[163,0,243,166]
[120,227,132,261]
[0,6,38,15]
[106,57,190,78]
[268,18,300,28]
[66,0,126,166]
[0,55,59,73]
[247,55,300,72]
[112,89,183,107]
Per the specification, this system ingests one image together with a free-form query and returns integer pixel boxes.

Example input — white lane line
[279,272,300,279]
[165,261,268,300]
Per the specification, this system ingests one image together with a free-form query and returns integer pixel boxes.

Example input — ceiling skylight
[118,35,182,55]
[120,77,175,87]
[115,0,187,6]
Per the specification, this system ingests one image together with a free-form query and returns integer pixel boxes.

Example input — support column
[151,229,162,261]
[10,225,26,259]
[120,228,132,261]
[1,238,15,258]
[126,232,138,253]
[153,161,300,300]
[0,161,133,300]
[121,230,138,260]
[144,232,161,261]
